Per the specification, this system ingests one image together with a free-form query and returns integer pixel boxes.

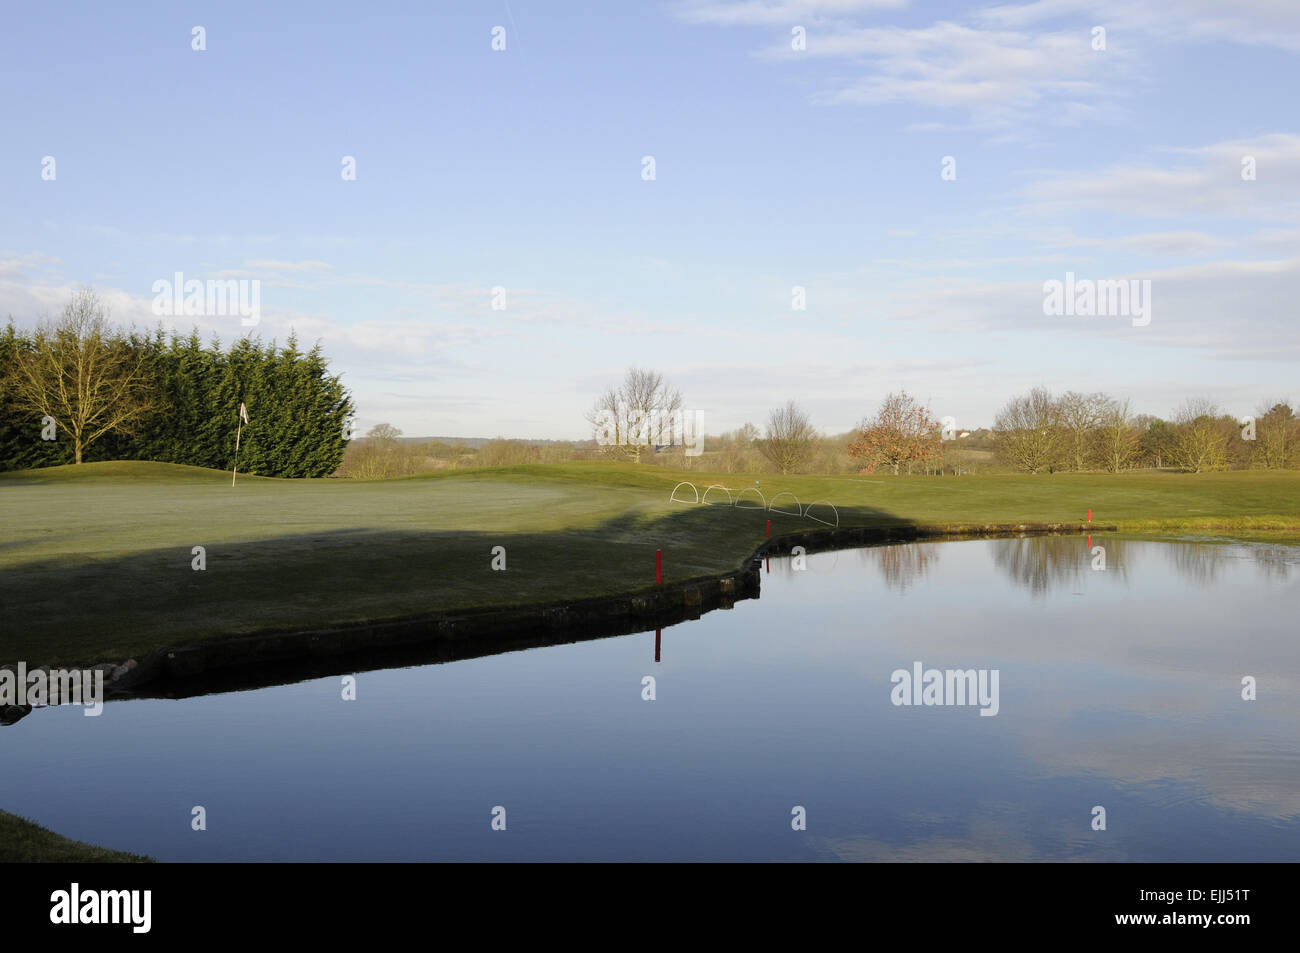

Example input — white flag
[239,403,249,424]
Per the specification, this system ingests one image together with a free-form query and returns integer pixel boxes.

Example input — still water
[3,536,1297,861]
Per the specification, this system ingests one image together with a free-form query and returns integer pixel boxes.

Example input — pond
[2,535,1297,861]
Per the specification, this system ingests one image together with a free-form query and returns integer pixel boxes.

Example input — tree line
[9,308,1289,480]
[334,425,585,478]
[0,290,354,477]
[991,388,1296,474]
[575,369,1298,476]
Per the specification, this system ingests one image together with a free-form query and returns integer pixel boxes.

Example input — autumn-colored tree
[848,391,942,475]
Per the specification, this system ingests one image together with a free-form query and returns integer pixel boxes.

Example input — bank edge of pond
[0,809,154,863]
[75,521,1110,697]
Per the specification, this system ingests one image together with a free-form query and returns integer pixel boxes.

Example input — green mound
[0,460,280,484]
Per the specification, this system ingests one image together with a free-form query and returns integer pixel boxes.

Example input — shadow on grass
[1,500,909,701]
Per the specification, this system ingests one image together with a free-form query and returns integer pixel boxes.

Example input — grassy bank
[0,810,152,862]
[3,461,1299,666]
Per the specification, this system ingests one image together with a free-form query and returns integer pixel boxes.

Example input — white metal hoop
[702,484,734,505]
[803,499,839,527]
[669,481,699,504]
[768,491,801,516]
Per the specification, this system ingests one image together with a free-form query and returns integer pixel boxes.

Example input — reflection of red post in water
[1087,534,1092,548]
[655,628,661,663]
[765,556,769,574]
[656,549,662,585]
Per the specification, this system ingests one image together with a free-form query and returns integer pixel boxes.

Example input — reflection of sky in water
[2,537,1296,861]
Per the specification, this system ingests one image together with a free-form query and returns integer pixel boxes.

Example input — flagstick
[232,416,242,487]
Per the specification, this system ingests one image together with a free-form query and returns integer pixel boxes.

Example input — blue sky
[2,1,1298,439]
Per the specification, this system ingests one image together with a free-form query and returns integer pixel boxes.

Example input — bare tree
[1095,397,1141,472]
[992,387,1061,473]
[4,289,156,464]
[478,438,541,467]
[339,422,407,478]
[1253,399,1296,469]
[719,423,759,473]
[1167,398,1229,473]
[1057,390,1108,471]
[760,400,817,474]
[586,367,683,464]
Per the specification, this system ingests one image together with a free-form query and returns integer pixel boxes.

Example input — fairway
[3,461,1299,667]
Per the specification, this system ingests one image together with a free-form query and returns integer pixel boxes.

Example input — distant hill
[395,436,593,448]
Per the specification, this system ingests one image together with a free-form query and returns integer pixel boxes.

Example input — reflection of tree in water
[784,536,1296,593]
[1251,546,1296,582]
[1163,541,1298,586]
[993,537,1080,595]
[991,536,1133,595]
[856,542,942,592]
[1161,541,1230,587]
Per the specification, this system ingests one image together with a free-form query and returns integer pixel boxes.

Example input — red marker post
[1087,509,1092,523]
[765,519,771,538]
[655,549,662,586]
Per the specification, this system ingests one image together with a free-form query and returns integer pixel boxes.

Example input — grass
[3,460,1300,666]
[0,809,153,862]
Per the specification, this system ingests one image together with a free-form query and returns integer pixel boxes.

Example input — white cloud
[1041,229,1231,257]
[673,0,906,27]
[890,254,1300,361]
[681,0,1300,130]
[765,20,1116,127]
[1022,133,1300,220]
[242,259,334,273]
[0,252,63,280]
[978,0,1300,52]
